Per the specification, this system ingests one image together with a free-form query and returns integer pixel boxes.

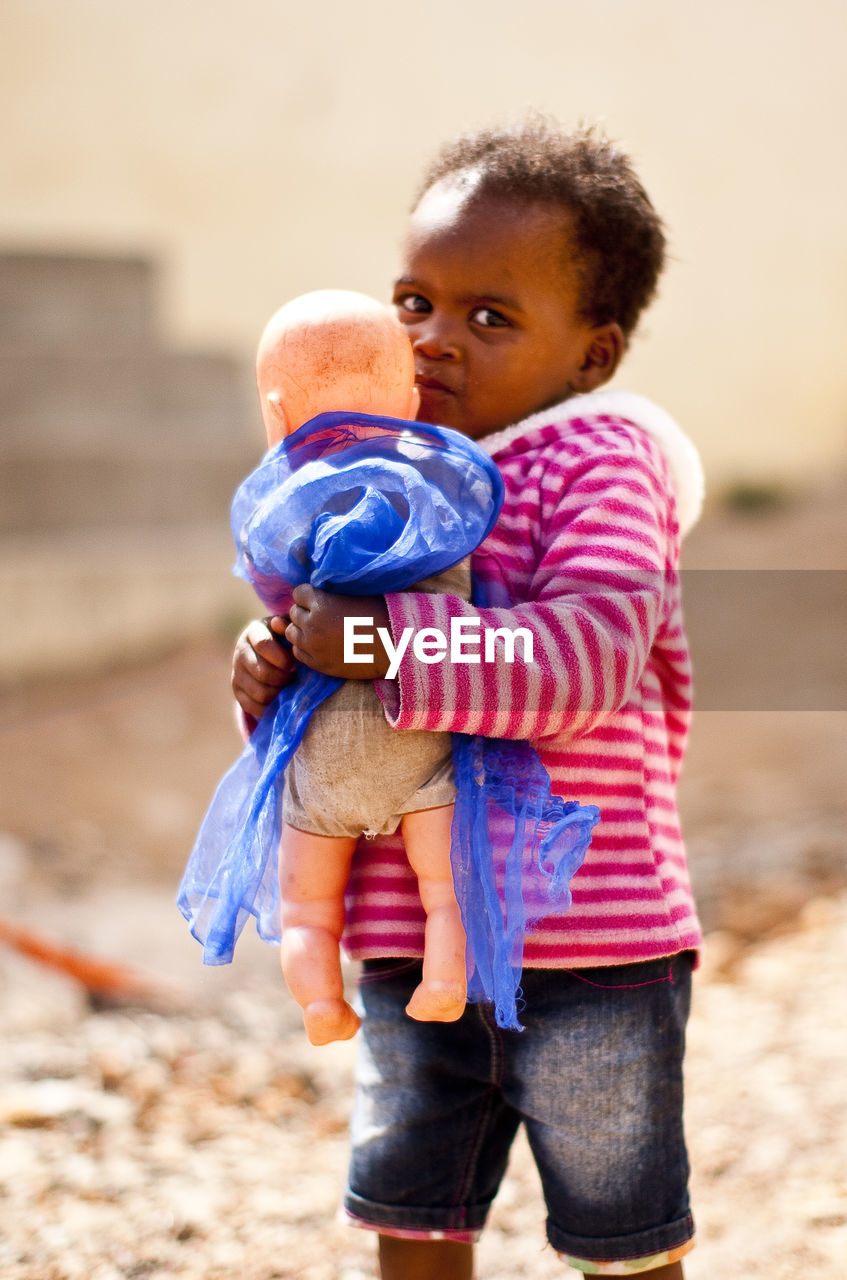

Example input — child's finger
[267,614,290,643]
[287,603,307,632]
[245,619,292,670]
[245,651,290,688]
[233,686,274,721]
[291,583,316,609]
[283,619,306,654]
[232,658,290,717]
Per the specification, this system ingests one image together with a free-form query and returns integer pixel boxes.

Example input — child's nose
[411,317,461,360]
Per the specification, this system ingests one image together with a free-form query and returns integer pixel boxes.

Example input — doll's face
[393,183,621,439]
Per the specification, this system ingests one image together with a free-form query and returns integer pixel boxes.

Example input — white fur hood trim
[480,389,705,538]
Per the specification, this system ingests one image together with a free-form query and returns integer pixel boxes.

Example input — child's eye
[470,306,509,328]
[395,293,431,315]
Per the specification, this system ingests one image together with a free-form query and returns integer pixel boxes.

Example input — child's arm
[378,445,682,743]
[275,444,681,744]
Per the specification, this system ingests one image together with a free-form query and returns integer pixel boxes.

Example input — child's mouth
[416,375,456,398]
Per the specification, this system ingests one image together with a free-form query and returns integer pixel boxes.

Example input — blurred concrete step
[0,525,256,680]
[0,450,258,533]
[0,253,158,350]
[0,350,256,446]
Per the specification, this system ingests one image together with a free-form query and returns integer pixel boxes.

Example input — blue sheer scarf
[177,411,599,1029]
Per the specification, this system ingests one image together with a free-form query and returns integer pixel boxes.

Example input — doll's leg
[278,824,361,1045]
[401,804,467,1022]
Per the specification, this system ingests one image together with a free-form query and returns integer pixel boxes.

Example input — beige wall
[3,0,846,486]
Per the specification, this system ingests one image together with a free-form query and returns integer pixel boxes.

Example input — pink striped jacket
[341,391,705,969]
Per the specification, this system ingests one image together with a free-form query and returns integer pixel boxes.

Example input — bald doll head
[256,289,420,446]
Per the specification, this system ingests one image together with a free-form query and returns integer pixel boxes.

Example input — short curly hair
[414,118,666,340]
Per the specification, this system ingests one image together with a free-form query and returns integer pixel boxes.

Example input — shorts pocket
[562,952,694,991]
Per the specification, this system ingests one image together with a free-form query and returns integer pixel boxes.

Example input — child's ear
[408,385,421,420]
[571,322,625,393]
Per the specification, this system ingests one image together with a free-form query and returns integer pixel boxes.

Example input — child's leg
[278,824,360,1045]
[378,1235,474,1280]
[400,804,466,1022]
[377,1240,683,1280]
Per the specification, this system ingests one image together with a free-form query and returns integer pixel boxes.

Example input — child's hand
[286,584,391,679]
[231,617,294,721]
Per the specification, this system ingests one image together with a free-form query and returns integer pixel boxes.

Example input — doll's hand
[231,617,295,721]
[286,585,391,679]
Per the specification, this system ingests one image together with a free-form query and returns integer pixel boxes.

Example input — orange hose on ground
[0,916,181,1005]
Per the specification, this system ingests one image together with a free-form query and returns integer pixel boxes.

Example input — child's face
[393,183,611,439]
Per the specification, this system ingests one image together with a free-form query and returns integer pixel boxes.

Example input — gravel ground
[0,886,845,1279]
[1,488,845,1277]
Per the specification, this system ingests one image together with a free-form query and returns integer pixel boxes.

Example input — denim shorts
[344,954,695,1272]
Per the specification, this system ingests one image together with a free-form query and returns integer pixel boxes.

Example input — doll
[253,290,480,1044]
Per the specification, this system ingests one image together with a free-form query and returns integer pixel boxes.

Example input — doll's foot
[405,981,466,1023]
[302,999,361,1046]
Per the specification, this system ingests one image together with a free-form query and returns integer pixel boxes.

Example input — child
[231,118,704,1279]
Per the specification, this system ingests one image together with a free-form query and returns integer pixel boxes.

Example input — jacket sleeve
[375,443,679,742]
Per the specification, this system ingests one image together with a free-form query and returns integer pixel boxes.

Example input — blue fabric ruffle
[451,733,598,1030]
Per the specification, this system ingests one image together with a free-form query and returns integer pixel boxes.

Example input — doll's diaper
[283,679,455,837]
